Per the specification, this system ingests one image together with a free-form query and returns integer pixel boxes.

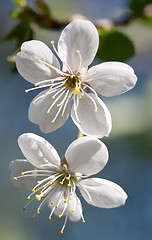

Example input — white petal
[65,136,108,175]
[9,159,42,190]
[78,178,127,208]
[71,93,112,138]
[18,133,61,169]
[88,62,137,97]
[58,20,99,71]
[28,89,70,133]
[48,188,82,222]
[16,40,60,84]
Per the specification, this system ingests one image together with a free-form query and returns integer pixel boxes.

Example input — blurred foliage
[3,0,152,68]
[97,30,135,61]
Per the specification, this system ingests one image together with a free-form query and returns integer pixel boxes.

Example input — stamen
[25,83,53,93]
[47,88,66,114]
[85,93,98,112]
[76,50,82,74]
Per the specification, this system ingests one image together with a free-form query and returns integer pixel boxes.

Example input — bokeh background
[1,0,152,239]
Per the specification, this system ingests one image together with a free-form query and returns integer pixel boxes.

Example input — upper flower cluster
[10,133,127,234]
[16,19,137,138]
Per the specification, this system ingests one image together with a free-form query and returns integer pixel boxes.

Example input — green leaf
[36,0,51,16]
[10,8,24,19]
[129,0,152,14]
[12,0,26,7]
[97,30,135,62]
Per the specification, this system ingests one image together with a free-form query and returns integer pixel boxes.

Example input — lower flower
[10,133,127,234]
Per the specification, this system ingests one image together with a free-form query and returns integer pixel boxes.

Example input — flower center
[65,75,80,94]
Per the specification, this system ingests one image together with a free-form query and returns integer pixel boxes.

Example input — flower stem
[77,130,83,139]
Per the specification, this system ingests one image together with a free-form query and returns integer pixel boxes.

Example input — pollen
[34,84,37,86]
[51,80,54,83]
[74,88,79,94]
[36,58,39,61]
[52,120,54,123]
[63,164,67,168]
[32,189,35,192]
[47,111,50,114]
[51,202,53,205]
[25,90,28,93]
[48,216,51,220]
[66,177,69,180]
[67,184,71,187]
[22,207,26,211]
[37,181,40,184]
[27,197,30,200]
[60,231,63,234]
[60,182,63,185]
[61,116,64,118]
[79,122,82,125]
[64,200,66,203]
[32,101,35,104]
[36,195,41,201]
[57,104,60,108]
[14,177,17,180]
[90,200,93,203]
[48,64,50,67]
[31,216,34,220]
[83,220,85,223]
[58,215,61,218]
[37,211,40,214]
[94,110,97,112]
[70,192,73,195]
[72,210,74,213]
[87,174,90,177]
[55,205,58,208]
[69,197,72,200]
[43,185,46,189]
[52,96,55,99]
[49,86,52,89]
[51,41,54,44]
[40,165,43,168]
[97,70,100,72]
[76,50,80,54]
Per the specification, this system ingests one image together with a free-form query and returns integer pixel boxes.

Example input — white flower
[10,133,127,234]
[16,20,137,137]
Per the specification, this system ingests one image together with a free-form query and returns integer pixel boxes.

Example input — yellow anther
[49,86,52,89]
[32,101,35,104]
[62,82,65,85]
[40,165,43,168]
[60,231,63,235]
[39,191,42,194]
[83,220,85,223]
[32,189,35,192]
[51,180,54,183]
[47,111,50,114]
[76,50,80,54]
[36,58,39,61]
[49,182,52,185]
[48,216,51,220]
[51,80,54,83]
[92,79,95,82]
[66,177,69,180]
[97,70,100,72]
[60,182,63,185]
[34,84,37,86]
[36,195,41,201]
[51,41,54,44]
[90,200,93,203]
[63,62,66,65]
[80,93,83,96]
[31,216,34,220]
[25,90,28,93]
[79,122,82,125]
[64,200,66,203]
[50,201,53,205]
[72,210,74,213]
[56,71,59,74]
[37,181,40,184]
[74,88,79,94]
[21,172,24,175]
[37,211,40,214]
[52,120,54,123]
[58,215,61,218]
[70,75,73,79]
[14,177,17,180]
[61,116,64,119]
[63,164,67,168]
[43,185,46,189]
[57,104,60,108]
[52,96,55,99]
[70,192,73,195]
[22,207,26,211]
[68,96,71,99]
[42,195,45,198]
[69,197,72,200]
[87,174,90,177]
[27,197,30,200]
[55,205,58,208]
[48,64,50,67]
[94,110,97,112]
[67,184,71,187]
